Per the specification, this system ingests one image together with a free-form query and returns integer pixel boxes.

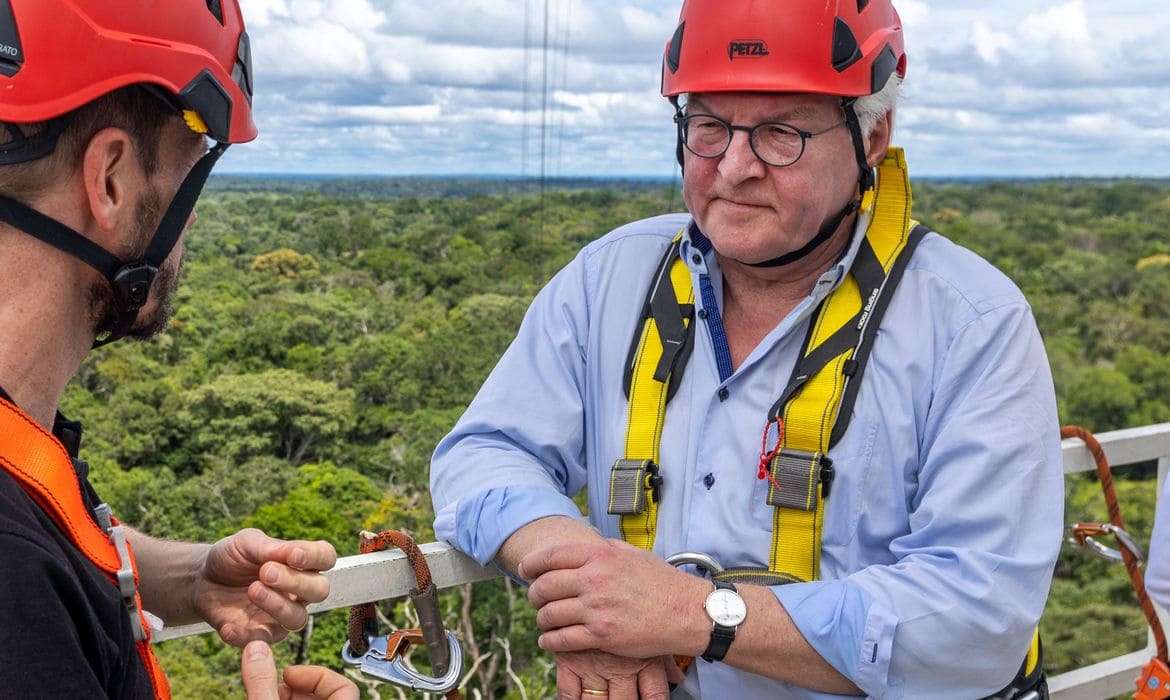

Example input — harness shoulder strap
[609,148,921,577]
[609,232,695,550]
[752,148,921,582]
[0,398,171,699]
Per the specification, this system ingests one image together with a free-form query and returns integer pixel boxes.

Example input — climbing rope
[343,530,463,699]
[1063,425,1170,697]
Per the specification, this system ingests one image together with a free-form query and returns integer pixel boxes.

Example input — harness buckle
[607,459,660,516]
[109,525,147,642]
[94,502,114,534]
[765,449,834,511]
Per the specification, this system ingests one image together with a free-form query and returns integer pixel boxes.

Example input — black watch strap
[702,624,736,662]
[701,581,738,662]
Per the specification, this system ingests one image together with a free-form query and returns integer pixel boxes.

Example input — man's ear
[865,110,895,167]
[80,127,143,244]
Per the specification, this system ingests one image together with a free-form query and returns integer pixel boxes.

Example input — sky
[219,0,1170,178]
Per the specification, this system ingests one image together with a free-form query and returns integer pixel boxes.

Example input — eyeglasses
[674,112,845,168]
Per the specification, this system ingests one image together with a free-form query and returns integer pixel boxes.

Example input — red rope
[757,418,786,493]
[1063,425,1168,662]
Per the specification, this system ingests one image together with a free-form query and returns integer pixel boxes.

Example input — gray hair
[853,75,903,137]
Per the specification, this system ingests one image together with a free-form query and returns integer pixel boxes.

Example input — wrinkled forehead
[684,92,839,122]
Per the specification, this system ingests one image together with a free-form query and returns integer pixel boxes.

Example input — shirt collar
[680,208,873,304]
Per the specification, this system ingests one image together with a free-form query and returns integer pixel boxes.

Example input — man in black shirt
[0,1,356,697]
[0,386,157,696]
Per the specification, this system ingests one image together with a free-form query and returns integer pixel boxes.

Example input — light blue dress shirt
[1146,476,1170,610]
[430,209,1064,699]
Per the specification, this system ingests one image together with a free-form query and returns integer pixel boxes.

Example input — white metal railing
[157,423,1170,700]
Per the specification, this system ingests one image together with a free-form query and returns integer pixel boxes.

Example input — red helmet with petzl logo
[660,0,906,99]
[660,0,908,266]
[0,0,256,145]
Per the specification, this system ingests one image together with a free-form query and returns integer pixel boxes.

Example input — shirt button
[718,387,730,402]
[692,253,703,264]
[698,308,708,320]
[703,473,715,489]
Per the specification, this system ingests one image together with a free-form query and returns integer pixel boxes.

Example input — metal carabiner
[342,630,463,693]
[666,551,724,577]
[340,530,465,696]
[1068,522,1146,564]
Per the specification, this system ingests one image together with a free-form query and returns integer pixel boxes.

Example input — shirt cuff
[433,485,585,566]
[772,579,900,699]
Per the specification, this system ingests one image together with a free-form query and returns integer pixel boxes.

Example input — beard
[88,183,185,341]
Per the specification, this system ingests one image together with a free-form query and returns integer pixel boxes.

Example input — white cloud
[256,22,371,79]
[223,0,1170,176]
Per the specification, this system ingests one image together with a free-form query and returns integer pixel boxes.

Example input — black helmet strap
[0,141,227,347]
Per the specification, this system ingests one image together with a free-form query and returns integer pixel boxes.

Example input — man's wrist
[186,542,212,618]
[499,515,601,578]
[679,577,716,657]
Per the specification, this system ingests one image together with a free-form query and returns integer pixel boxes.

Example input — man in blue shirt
[431,1,1063,697]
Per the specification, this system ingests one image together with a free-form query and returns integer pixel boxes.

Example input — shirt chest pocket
[750,416,878,549]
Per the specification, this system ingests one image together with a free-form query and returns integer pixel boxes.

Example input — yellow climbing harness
[607,147,1046,697]
[609,147,922,583]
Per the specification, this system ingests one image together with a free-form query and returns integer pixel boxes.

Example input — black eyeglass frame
[673,111,845,168]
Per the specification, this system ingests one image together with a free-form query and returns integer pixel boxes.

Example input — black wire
[521,0,531,182]
[554,0,573,178]
[666,159,680,215]
[540,0,550,240]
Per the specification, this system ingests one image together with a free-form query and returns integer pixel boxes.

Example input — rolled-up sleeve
[430,249,592,565]
[774,302,1064,699]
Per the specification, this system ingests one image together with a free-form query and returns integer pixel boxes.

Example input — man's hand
[521,539,709,659]
[554,650,681,700]
[240,641,358,700]
[194,528,337,647]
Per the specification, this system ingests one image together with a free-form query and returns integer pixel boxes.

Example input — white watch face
[705,588,747,627]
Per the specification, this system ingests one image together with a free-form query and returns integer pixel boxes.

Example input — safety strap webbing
[0,398,171,699]
[610,148,919,574]
[610,148,1043,690]
[610,235,696,548]
[761,148,919,582]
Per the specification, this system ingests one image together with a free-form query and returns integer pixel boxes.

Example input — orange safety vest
[0,397,171,699]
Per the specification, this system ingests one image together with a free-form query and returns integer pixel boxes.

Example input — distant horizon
[212,171,1170,183]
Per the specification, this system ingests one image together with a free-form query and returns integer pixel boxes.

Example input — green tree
[177,369,355,472]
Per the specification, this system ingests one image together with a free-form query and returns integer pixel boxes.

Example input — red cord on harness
[757,418,785,492]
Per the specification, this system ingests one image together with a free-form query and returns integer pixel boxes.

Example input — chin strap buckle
[111,262,158,312]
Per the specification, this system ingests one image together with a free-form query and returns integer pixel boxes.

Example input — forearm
[126,527,210,625]
[498,515,604,579]
[676,583,861,694]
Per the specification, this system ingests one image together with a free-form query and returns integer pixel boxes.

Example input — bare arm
[127,527,335,645]
[126,527,209,624]
[721,584,862,694]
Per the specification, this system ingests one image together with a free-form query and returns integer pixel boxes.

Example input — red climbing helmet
[0,0,256,145]
[660,0,907,99]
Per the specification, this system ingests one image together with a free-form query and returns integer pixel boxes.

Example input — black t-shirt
[0,387,155,698]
